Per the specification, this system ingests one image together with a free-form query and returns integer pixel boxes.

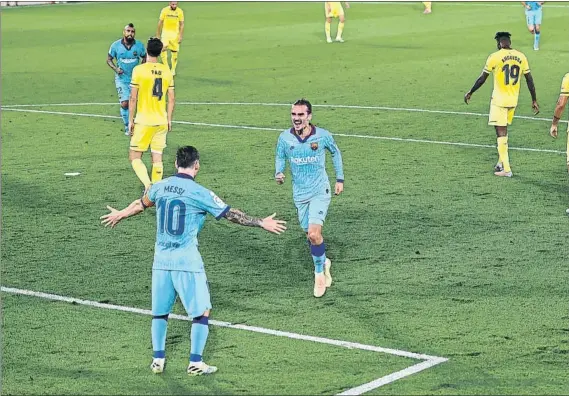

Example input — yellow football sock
[161,51,169,68]
[131,158,151,189]
[423,2,432,11]
[151,162,164,183]
[325,21,331,40]
[497,136,511,173]
[336,22,345,39]
[171,51,178,74]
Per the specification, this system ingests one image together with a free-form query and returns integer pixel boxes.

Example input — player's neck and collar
[175,168,196,180]
[121,38,135,50]
[146,56,160,64]
[289,124,316,143]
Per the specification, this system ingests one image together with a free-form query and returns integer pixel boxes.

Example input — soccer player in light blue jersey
[107,23,146,135]
[275,99,344,298]
[101,146,286,376]
[522,2,544,50]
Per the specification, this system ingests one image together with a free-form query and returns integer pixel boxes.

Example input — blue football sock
[120,106,129,129]
[310,242,326,273]
[534,32,540,47]
[190,316,209,363]
[152,314,169,358]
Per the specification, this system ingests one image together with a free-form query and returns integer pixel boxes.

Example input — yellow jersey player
[422,2,432,14]
[464,32,539,177]
[549,73,569,207]
[156,1,185,76]
[325,2,349,43]
[128,37,175,190]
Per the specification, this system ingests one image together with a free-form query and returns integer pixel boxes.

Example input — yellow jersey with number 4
[483,48,530,108]
[130,62,174,126]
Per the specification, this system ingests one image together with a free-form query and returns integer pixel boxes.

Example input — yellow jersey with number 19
[483,48,530,108]
[130,62,174,126]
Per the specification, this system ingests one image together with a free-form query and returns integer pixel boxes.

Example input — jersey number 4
[158,198,186,236]
[502,64,520,86]
[152,77,163,101]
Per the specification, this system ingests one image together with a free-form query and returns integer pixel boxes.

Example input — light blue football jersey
[525,1,542,11]
[275,125,344,203]
[108,39,146,83]
[145,173,230,272]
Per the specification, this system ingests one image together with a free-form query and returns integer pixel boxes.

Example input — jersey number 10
[502,64,520,86]
[152,78,163,101]
[158,198,186,236]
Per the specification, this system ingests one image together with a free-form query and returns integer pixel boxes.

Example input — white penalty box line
[2,103,565,155]
[2,286,447,395]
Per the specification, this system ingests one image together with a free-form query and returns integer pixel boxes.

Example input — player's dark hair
[127,23,134,28]
[147,37,163,57]
[494,31,511,41]
[293,98,312,114]
[176,146,200,169]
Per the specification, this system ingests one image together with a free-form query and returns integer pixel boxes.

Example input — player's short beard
[125,36,134,44]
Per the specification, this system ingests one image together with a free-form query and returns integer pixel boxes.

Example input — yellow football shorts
[130,124,168,154]
[161,34,179,52]
[488,104,515,127]
[325,4,344,18]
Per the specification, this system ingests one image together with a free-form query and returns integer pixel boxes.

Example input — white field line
[2,286,448,395]
[3,100,566,125]
[2,107,564,155]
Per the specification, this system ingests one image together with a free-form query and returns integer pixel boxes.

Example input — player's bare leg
[494,126,513,177]
[307,224,329,297]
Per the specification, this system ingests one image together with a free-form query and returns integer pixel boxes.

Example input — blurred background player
[422,2,432,14]
[522,2,543,50]
[325,1,349,43]
[275,99,344,298]
[128,37,175,190]
[464,32,539,178]
[156,1,185,76]
[107,23,146,135]
[101,145,287,376]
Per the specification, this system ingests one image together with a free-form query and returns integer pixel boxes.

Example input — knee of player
[339,16,346,22]
[535,28,540,34]
[307,230,322,244]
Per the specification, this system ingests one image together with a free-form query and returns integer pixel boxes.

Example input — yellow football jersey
[483,48,531,108]
[130,62,174,126]
[560,73,569,97]
[159,6,184,35]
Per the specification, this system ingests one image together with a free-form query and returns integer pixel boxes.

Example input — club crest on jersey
[289,146,295,150]
[310,142,319,151]
[209,191,226,208]
[133,51,138,56]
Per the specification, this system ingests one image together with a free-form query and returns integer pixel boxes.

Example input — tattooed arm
[223,208,287,234]
[224,208,263,227]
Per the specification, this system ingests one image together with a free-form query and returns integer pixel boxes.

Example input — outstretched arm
[101,199,146,228]
[224,208,286,234]
[464,72,489,104]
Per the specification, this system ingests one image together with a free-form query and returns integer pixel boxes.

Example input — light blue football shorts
[115,79,131,103]
[526,10,542,25]
[294,193,332,232]
[151,269,212,319]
